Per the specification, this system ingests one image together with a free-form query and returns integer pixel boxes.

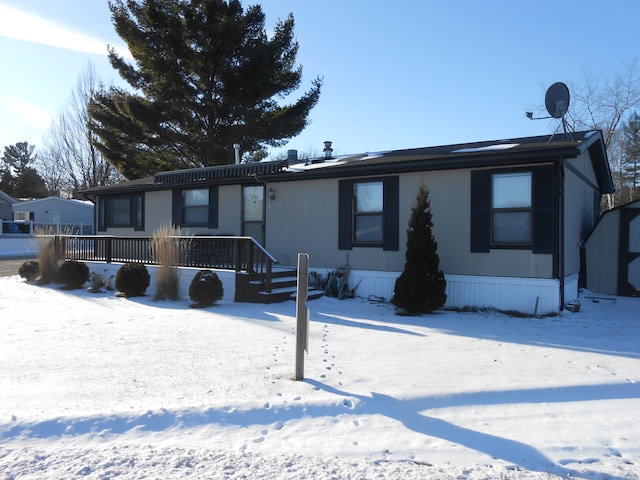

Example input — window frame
[470,165,556,254]
[353,180,384,246]
[338,176,399,251]
[97,193,144,231]
[181,188,210,227]
[171,186,218,229]
[490,171,533,247]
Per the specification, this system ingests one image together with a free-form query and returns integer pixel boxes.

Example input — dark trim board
[618,208,640,296]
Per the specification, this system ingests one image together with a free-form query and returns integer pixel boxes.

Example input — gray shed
[584,199,640,296]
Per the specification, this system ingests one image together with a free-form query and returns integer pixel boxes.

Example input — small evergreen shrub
[59,260,90,289]
[115,263,150,297]
[18,261,40,281]
[392,182,447,314]
[189,270,223,306]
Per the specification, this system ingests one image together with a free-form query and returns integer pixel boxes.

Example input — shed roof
[13,196,93,208]
[0,190,16,205]
[81,130,614,196]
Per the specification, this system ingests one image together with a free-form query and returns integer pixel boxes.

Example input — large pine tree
[89,0,322,179]
[0,142,48,198]
[622,112,640,202]
[392,182,446,314]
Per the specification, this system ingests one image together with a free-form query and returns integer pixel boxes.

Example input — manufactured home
[0,190,16,219]
[81,130,613,314]
[12,196,94,234]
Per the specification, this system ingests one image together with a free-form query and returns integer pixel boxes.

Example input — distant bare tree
[38,63,123,197]
[567,59,640,144]
[270,147,321,163]
[566,59,640,209]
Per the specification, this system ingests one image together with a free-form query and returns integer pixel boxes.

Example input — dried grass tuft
[151,224,189,300]
[34,226,67,284]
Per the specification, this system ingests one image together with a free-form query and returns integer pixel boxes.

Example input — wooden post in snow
[294,253,309,381]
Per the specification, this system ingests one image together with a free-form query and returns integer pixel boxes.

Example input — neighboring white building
[0,190,16,221]
[12,197,94,234]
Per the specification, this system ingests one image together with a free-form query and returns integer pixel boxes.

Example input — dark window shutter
[338,179,353,250]
[532,165,556,254]
[470,170,491,252]
[171,189,182,228]
[208,186,218,229]
[97,197,106,231]
[383,176,399,251]
[133,194,144,231]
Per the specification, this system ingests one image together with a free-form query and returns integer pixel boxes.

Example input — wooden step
[235,269,324,304]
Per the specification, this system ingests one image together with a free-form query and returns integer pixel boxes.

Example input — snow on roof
[14,196,93,207]
[285,154,368,172]
[450,143,519,154]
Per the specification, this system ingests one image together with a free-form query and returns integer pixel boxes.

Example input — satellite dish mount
[526,81,573,139]
[545,82,571,136]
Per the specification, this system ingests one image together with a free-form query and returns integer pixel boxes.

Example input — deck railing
[52,235,278,291]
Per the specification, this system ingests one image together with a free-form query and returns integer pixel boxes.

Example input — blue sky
[1,0,639,160]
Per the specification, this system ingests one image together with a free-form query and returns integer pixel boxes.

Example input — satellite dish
[545,82,570,119]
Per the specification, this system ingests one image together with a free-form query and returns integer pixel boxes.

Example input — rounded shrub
[115,263,150,297]
[59,260,90,289]
[18,261,40,281]
[189,270,223,306]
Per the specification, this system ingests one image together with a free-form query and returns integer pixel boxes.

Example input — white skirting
[348,270,563,315]
[81,261,569,314]
[444,274,560,315]
[84,262,237,302]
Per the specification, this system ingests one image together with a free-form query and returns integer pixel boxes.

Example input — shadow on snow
[2,380,637,479]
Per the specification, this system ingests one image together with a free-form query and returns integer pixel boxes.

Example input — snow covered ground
[0,273,638,479]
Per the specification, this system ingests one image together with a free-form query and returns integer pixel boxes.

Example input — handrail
[46,234,280,293]
[243,236,278,264]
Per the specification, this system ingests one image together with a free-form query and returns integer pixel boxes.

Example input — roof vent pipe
[323,141,333,160]
[233,143,241,164]
[287,149,298,166]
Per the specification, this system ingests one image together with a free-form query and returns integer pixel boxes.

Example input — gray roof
[80,130,614,196]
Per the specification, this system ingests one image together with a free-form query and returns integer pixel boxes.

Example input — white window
[491,172,532,245]
[353,181,383,244]
[182,189,209,225]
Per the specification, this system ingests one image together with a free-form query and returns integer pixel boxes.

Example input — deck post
[294,253,309,381]
[105,237,112,263]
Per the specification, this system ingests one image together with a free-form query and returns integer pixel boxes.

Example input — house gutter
[558,158,566,311]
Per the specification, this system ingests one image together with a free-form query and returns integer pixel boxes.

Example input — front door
[242,185,265,245]
[618,208,640,296]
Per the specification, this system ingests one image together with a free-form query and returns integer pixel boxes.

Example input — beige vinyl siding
[563,154,600,276]
[261,170,554,278]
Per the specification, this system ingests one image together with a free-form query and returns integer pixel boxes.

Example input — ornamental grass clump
[150,224,188,301]
[89,272,113,294]
[58,260,90,289]
[115,263,150,297]
[34,226,66,284]
[189,270,223,307]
